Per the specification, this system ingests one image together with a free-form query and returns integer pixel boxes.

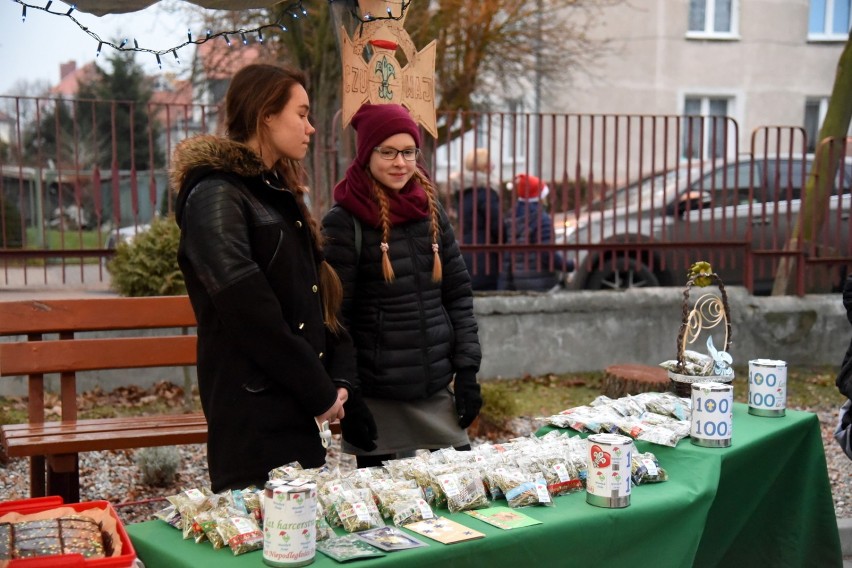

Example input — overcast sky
[0,1,196,95]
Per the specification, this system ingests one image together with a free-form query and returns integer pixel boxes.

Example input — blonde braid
[415,170,443,282]
[372,180,396,283]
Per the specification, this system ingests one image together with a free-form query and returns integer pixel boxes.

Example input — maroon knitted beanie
[351,103,422,167]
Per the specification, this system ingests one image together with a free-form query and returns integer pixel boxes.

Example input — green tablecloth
[126,404,841,568]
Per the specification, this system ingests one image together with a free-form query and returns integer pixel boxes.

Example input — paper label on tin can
[748,359,787,412]
[586,435,632,499]
[263,484,317,565]
[691,382,733,440]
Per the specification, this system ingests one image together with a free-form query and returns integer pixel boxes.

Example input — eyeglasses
[373,146,420,161]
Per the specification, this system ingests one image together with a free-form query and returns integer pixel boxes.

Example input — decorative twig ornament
[660,261,735,396]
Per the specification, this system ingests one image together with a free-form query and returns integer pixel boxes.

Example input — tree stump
[602,364,670,398]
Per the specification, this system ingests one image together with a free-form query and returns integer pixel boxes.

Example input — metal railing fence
[1,96,848,295]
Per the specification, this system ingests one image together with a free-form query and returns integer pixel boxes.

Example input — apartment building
[544,0,848,180]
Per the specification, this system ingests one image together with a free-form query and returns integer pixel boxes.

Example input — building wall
[545,0,846,182]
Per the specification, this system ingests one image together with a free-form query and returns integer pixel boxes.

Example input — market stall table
[126,404,841,567]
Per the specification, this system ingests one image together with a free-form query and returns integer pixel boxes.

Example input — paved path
[1,264,113,299]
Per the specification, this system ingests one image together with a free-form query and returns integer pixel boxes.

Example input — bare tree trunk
[772,32,852,295]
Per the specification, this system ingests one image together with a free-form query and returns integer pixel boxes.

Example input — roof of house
[197,41,264,80]
[51,61,99,97]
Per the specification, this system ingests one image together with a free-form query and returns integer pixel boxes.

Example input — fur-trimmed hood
[170,135,266,197]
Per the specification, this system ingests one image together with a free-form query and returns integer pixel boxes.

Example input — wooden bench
[0,296,207,504]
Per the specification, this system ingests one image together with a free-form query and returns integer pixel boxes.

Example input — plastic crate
[0,496,137,567]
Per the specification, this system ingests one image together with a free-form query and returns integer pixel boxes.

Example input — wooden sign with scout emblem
[340,0,437,138]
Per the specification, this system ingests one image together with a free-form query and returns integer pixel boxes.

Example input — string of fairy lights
[11,0,411,69]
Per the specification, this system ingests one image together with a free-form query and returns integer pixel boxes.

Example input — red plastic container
[0,496,137,567]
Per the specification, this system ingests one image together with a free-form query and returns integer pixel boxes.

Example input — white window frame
[808,0,852,41]
[686,0,740,40]
[804,96,852,152]
[679,93,740,161]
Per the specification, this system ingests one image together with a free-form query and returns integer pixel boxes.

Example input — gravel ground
[1,408,850,526]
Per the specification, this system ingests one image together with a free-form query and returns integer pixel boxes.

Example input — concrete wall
[475,286,849,379]
[1,286,849,396]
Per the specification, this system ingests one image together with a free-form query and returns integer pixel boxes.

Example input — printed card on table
[354,526,429,551]
[403,516,485,544]
[316,534,386,562]
[463,506,542,530]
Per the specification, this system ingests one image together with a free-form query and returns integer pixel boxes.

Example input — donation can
[690,381,733,447]
[263,480,317,567]
[748,359,787,417]
[586,433,632,508]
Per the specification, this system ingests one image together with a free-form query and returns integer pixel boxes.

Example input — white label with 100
[749,372,779,408]
[693,396,731,438]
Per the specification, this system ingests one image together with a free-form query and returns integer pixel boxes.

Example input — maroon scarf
[333,161,430,228]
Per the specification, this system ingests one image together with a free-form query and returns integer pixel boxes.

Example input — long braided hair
[371,168,443,284]
[225,63,344,333]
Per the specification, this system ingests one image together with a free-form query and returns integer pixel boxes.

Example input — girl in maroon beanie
[323,103,483,467]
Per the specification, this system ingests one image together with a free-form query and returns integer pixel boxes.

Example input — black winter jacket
[502,200,571,291]
[457,174,504,290]
[322,204,481,401]
[172,135,354,492]
[837,274,852,400]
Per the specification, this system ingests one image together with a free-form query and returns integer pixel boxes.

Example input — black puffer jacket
[172,135,354,492]
[322,204,481,401]
[837,274,852,400]
[457,171,504,291]
[501,200,572,291]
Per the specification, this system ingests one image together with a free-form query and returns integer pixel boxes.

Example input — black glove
[340,390,378,451]
[454,369,482,429]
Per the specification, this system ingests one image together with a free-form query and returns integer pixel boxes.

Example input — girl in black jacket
[323,104,483,468]
[172,64,358,491]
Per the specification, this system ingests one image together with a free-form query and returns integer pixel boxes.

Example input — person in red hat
[322,103,483,467]
[501,173,573,291]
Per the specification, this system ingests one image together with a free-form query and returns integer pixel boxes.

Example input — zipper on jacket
[405,224,433,396]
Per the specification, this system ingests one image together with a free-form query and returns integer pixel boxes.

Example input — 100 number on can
[749,371,780,407]
[693,396,730,437]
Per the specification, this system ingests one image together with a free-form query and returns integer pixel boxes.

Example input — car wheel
[584,257,660,291]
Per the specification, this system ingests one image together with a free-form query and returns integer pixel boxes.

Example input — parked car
[105,223,151,249]
[102,223,151,270]
[554,154,852,294]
